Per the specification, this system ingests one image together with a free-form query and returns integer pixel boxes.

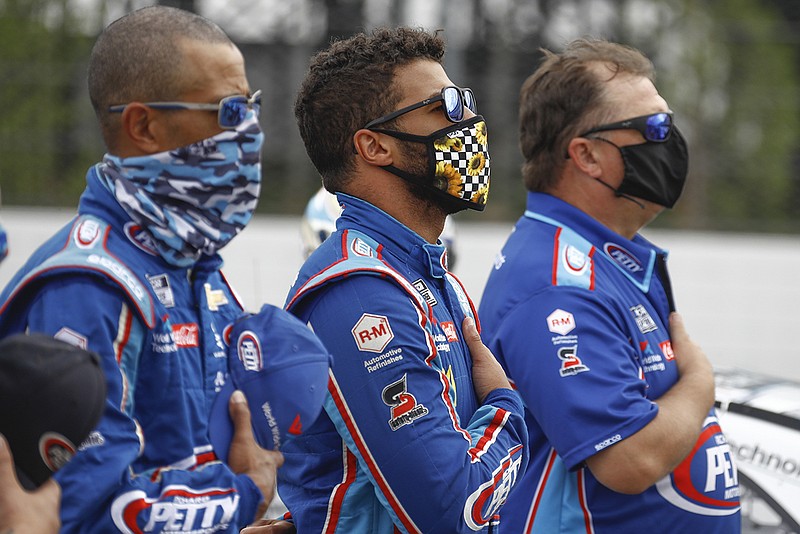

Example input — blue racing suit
[0,167,263,533]
[479,192,741,533]
[280,194,529,533]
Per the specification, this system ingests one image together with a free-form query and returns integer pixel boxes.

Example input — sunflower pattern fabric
[433,117,490,208]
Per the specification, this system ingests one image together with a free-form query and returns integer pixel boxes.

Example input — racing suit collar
[525,191,667,286]
[336,193,448,279]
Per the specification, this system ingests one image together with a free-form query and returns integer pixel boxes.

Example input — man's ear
[353,129,395,167]
[566,137,603,178]
[118,103,163,153]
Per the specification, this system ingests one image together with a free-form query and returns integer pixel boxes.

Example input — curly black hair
[294,27,445,191]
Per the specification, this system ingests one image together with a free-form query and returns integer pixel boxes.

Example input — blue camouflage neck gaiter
[98,111,264,267]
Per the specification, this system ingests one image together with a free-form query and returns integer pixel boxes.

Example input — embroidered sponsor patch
[124,222,158,256]
[352,313,394,353]
[204,283,229,311]
[463,445,524,530]
[351,237,374,257]
[382,374,428,430]
[562,244,590,275]
[660,340,675,361]
[594,434,622,451]
[604,243,643,273]
[237,330,262,372]
[111,486,240,533]
[171,323,199,348]
[39,432,76,472]
[630,304,658,333]
[547,309,575,335]
[558,345,590,377]
[146,274,174,308]
[74,219,101,249]
[441,321,459,342]
[412,278,438,307]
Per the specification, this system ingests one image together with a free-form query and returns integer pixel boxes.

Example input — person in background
[276,27,528,533]
[0,6,286,532]
[478,38,741,533]
[300,185,459,270]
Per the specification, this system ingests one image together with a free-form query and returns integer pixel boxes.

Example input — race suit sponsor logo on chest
[111,486,240,534]
[630,304,658,334]
[433,321,458,354]
[639,341,666,374]
[147,273,175,308]
[382,374,429,430]
[352,313,394,353]
[204,283,229,312]
[171,323,199,348]
[152,325,178,354]
[412,278,438,307]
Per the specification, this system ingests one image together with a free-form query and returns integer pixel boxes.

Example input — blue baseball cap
[208,304,330,461]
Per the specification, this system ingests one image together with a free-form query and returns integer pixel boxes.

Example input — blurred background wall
[1,0,799,232]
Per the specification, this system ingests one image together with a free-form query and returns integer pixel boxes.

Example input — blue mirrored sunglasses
[365,86,476,129]
[108,89,262,130]
[580,112,673,142]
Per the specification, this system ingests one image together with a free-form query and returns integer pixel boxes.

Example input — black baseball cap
[0,333,106,489]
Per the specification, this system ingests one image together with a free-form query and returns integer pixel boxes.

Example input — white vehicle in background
[715,367,800,533]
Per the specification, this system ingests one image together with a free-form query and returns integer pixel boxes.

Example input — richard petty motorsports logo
[382,374,429,431]
[111,485,240,533]
[655,415,741,515]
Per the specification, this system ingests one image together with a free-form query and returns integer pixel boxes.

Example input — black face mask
[370,115,491,212]
[595,126,689,208]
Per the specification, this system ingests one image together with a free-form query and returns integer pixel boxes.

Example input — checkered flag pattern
[434,122,490,202]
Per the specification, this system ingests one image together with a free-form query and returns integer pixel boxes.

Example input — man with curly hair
[271,27,529,533]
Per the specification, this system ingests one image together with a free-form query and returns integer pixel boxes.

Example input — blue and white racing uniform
[0,167,263,533]
[479,192,741,534]
[280,194,529,533]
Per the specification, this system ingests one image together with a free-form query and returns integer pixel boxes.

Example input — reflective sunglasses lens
[463,89,477,113]
[219,97,248,128]
[645,113,672,142]
[443,87,464,122]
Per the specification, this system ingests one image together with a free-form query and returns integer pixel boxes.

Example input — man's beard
[399,140,462,216]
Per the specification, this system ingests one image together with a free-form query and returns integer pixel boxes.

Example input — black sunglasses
[580,112,673,143]
[108,90,262,130]
[365,86,476,129]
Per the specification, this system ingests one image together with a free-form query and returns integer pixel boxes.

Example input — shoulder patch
[552,227,595,290]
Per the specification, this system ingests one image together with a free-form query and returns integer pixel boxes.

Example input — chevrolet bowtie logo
[204,283,229,311]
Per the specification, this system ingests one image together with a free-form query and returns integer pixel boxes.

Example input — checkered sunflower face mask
[374,116,491,212]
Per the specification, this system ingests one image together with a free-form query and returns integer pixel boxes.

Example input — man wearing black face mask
[479,39,741,533]
[273,27,528,534]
